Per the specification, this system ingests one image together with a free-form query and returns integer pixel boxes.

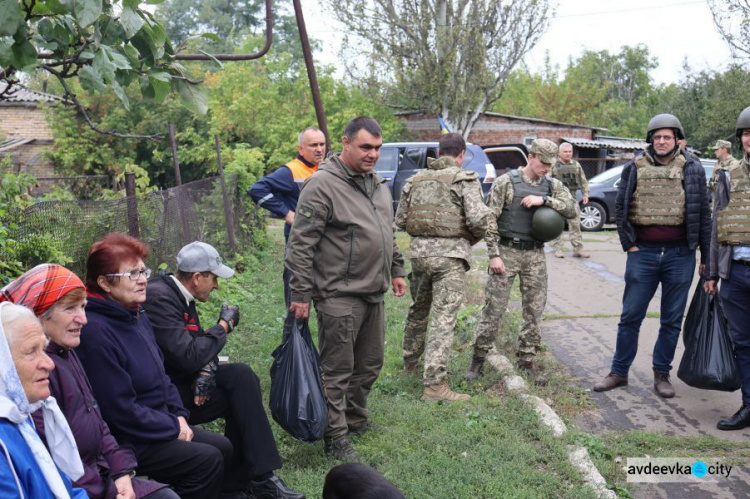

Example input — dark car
[578,159,715,231]
[375,142,497,212]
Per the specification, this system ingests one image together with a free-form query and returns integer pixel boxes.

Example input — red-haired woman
[1,263,177,499]
[76,233,230,499]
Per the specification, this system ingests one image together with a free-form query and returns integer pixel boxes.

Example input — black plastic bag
[678,279,741,392]
[269,313,328,442]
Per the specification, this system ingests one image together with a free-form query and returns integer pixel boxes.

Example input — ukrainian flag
[437,115,451,134]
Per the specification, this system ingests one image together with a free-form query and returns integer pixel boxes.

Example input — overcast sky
[302,0,733,85]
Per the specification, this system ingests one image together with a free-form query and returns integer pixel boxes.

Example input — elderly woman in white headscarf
[0,301,87,498]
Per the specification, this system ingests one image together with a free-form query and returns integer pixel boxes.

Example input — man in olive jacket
[286,116,407,461]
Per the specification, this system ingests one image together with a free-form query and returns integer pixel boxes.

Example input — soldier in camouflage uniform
[709,139,738,192]
[550,143,590,258]
[396,133,496,402]
[465,139,576,385]
[593,114,711,399]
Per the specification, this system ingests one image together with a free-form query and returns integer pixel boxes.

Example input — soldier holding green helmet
[465,138,575,385]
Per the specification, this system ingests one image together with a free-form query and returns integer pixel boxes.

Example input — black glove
[218,302,240,332]
[193,358,218,399]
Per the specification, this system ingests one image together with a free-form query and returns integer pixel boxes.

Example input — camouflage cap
[529,138,558,165]
[714,139,732,151]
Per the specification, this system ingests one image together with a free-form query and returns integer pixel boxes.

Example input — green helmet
[736,106,750,140]
[646,114,684,142]
[531,207,565,242]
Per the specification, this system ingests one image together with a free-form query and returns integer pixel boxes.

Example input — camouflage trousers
[402,257,466,386]
[551,202,583,251]
[472,246,548,363]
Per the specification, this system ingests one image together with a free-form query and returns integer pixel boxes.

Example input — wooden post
[169,123,182,186]
[215,136,237,254]
[125,172,140,238]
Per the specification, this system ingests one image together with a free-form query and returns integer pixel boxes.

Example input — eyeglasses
[105,268,152,281]
[652,135,675,142]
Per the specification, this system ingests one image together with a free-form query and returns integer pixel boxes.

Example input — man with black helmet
[594,113,711,399]
[704,106,750,430]
[465,138,575,385]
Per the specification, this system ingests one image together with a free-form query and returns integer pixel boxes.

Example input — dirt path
[543,231,750,498]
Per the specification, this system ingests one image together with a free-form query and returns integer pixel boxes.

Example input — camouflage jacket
[395,156,497,267]
[551,159,589,196]
[709,156,739,191]
[486,167,576,257]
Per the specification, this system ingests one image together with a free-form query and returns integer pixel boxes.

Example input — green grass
[198,223,599,498]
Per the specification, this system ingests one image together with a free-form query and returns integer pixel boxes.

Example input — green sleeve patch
[297,204,316,219]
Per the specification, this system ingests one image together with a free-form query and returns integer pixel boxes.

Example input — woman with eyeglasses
[77,233,231,499]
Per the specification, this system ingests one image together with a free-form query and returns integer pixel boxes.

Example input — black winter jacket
[615,150,711,262]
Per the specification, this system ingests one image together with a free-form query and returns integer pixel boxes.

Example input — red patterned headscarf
[0,264,85,316]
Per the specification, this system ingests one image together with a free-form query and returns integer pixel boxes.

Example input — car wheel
[580,201,605,231]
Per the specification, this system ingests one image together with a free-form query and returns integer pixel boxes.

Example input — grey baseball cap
[529,138,558,165]
[176,241,235,278]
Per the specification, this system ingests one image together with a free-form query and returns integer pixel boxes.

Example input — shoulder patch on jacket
[297,203,316,219]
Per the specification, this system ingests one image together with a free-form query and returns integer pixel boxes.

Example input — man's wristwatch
[542,195,548,204]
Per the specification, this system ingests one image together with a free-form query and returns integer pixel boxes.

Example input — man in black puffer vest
[594,114,711,399]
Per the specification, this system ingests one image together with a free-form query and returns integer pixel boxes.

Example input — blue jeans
[611,245,696,376]
[720,263,750,406]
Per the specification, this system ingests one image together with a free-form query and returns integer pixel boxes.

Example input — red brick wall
[400,113,596,145]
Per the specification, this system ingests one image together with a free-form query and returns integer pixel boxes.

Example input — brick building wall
[0,104,55,177]
[400,112,600,145]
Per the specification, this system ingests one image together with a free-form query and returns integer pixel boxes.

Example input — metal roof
[0,82,66,104]
[0,138,35,152]
[396,110,608,131]
[562,136,648,151]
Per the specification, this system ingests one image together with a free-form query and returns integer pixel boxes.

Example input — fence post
[125,172,140,238]
[169,123,182,186]
[215,136,237,254]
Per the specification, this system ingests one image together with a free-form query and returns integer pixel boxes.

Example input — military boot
[516,359,547,386]
[573,249,590,258]
[465,355,485,380]
[403,357,419,375]
[421,381,470,401]
[554,249,565,258]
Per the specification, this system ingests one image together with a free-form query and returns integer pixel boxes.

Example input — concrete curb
[486,350,614,499]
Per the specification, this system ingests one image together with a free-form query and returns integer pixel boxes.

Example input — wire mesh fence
[2,176,264,279]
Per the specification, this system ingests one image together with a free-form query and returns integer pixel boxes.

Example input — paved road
[543,231,750,498]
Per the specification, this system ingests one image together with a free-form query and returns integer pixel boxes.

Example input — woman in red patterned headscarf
[1,264,176,499]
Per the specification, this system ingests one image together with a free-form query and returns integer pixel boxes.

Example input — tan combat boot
[403,357,419,375]
[421,381,470,401]
[653,369,675,398]
[573,249,590,258]
[554,249,565,258]
[465,355,485,380]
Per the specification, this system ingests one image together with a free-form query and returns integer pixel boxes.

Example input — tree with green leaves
[0,0,207,138]
[709,0,750,61]
[319,0,552,137]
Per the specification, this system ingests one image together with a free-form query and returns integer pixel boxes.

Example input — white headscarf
[0,302,84,498]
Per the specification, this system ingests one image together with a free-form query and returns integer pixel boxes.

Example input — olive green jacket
[286,154,406,303]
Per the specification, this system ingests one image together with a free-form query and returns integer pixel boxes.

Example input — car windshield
[589,166,624,184]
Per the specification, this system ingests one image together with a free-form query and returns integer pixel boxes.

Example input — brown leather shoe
[653,369,675,398]
[421,381,470,401]
[465,355,485,380]
[573,249,590,258]
[593,372,628,392]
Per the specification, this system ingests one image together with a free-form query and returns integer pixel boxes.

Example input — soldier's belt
[498,237,544,251]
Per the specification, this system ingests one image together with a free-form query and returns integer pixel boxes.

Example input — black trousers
[136,426,231,499]
[178,363,282,491]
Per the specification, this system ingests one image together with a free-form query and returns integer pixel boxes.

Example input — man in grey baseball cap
[144,241,304,498]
